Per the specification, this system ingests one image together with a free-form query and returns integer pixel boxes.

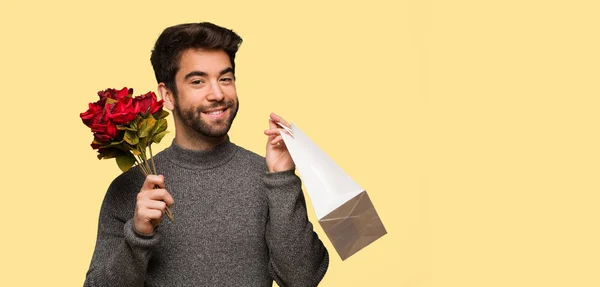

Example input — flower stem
[149,143,157,175]
[137,155,150,176]
[138,147,174,223]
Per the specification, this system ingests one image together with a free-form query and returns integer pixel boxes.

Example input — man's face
[171,48,239,139]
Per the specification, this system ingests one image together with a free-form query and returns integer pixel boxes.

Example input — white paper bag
[281,123,387,260]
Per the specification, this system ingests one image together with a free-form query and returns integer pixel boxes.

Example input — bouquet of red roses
[80,87,173,222]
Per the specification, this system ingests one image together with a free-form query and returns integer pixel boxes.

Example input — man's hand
[264,112,295,173]
[133,175,175,235]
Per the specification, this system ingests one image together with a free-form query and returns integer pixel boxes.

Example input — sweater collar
[163,136,238,171]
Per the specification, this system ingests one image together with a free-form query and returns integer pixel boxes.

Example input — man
[84,22,329,286]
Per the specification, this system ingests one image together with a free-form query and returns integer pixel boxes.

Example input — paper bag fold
[319,190,387,261]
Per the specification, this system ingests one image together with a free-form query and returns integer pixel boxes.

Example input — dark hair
[150,22,243,95]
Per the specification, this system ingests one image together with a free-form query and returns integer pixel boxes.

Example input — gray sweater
[84,138,329,286]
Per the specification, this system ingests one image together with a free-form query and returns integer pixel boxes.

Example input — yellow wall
[1,1,599,286]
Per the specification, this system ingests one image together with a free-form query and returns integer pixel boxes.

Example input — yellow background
[1,0,599,286]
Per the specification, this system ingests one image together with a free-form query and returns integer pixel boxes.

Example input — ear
[158,83,175,111]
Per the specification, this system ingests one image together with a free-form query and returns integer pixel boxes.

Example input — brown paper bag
[280,123,387,260]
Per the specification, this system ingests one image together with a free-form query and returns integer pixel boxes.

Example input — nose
[207,80,225,101]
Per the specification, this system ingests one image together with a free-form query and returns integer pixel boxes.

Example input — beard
[174,99,239,139]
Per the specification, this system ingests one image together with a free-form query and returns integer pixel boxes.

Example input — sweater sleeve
[83,178,159,287]
[262,169,329,287]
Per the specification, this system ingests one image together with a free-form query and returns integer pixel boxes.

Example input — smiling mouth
[201,107,228,117]
[204,110,225,115]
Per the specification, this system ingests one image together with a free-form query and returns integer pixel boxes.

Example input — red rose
[106,96,137,124]
[98,87,132,105]
[80,102,104,128]
[133,91,163,115]
[90,141,102,150]
[91,118,117,142]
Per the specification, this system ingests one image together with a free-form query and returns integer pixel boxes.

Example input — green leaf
[117,125,137,131]
[139,136,148,149]
[98,148,118,160]
[153,118,168,134]
[153,110,170,119]
[107,140,124,147]
[138,117,157,138]
[136,117,146,130]
[152,130,169,144]
[132,116,141,126]
[124,130,139,145]
[117,117,141,132]
[116,152,136,172]
[146,118,167,141]
[122,143,141,157]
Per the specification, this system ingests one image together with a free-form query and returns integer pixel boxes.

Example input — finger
[142,174,165,190]
[270,135,283,145]
[147,188,170,201]
[146,209,164,221]
[265,128,294,138]
[163,190,175,207]
[268,118,278,130]
[142,199,167,211]
[137,206,163,221]
[266,136,277,150]
[264,128,283,136]
[270,112,290,128]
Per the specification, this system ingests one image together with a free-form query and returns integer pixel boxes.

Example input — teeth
[206,110,223,115]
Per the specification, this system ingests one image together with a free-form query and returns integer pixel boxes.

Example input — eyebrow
[184,67,234,80]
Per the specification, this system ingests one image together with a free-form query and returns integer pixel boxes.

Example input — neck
[163,136,237,171]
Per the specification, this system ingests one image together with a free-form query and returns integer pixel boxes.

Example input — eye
[191,79,204,85]
[220,77,233,83]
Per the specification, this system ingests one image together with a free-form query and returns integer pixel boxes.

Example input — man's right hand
[134,174,174,235]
